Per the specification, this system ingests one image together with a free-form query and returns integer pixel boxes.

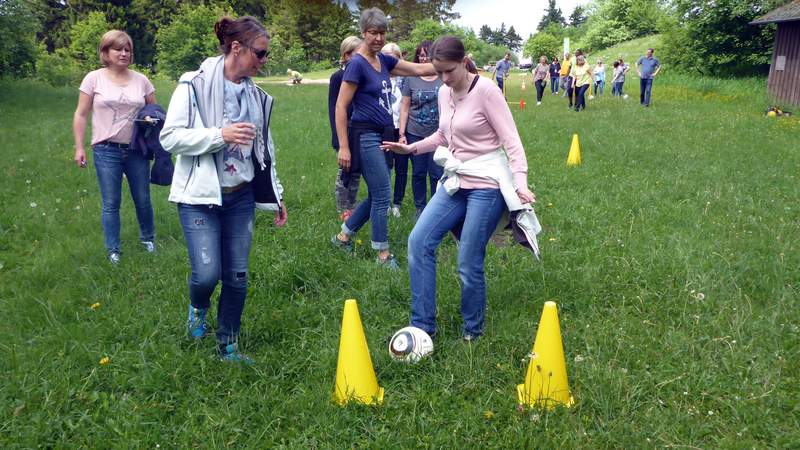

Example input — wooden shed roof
[751,0,800,25]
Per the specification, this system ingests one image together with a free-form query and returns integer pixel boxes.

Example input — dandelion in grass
[356,239,362,246]
[530,413,540,422]
[26,180,31,184]
[483,410,495,420]
[574,354,585,363]
[99,357,110,365]
[548,237,556,241]
[547,202,553,207]
[90,302,101,310]
[30,202,37,208]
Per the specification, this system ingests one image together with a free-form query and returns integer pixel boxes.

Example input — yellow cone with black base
[333,299,384,405]
[566,134,582,166]
[517,301,575,409]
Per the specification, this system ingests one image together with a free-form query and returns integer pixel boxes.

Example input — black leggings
[535,79,545,102]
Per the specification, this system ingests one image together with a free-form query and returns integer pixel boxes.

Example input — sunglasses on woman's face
[247,46,269,60]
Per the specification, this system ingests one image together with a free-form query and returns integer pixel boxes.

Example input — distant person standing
[328,36,362,220]
[636,48,661,107]
[399,40,443,218]
[532,56,549,106]
[593,59,605,96]
[616,58,630,98]
[72,30,157,265]
[549,56,561,94]
[610,61,623,96]
[492,52,512,95]
[382,42,407,218]
[560,52,572,104]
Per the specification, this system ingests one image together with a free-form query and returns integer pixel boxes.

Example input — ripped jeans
[177,184,255,345]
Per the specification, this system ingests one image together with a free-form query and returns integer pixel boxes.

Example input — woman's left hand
[516,187,536,204]
[274,201,287,227]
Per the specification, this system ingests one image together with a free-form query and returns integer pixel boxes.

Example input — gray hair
[360,7,388,32]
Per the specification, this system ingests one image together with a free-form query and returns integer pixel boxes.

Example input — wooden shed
[751,0,800,106]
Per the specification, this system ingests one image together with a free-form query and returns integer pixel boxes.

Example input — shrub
[0,0,40,77]
[155,3,228,80]
[35,45,83,86]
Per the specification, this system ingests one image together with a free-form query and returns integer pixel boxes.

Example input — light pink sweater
[414,75,528,190]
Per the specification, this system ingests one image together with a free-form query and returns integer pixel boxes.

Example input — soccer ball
[389,326,433,363]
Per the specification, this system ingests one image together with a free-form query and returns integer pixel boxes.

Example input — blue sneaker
[219,343,254,364]
[187,305,209,340]
[331,234,353,253]
[376,254,400,270]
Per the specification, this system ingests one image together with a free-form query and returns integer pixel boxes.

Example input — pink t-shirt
[79,69,155,145]
[415,75,529,190]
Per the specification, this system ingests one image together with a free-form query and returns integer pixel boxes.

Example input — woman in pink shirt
[382,36,535,341]
[72,30,156,265]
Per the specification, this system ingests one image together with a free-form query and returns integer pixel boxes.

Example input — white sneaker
[109,252,121,265]
[536,101,541,106]
[141,241,155,253]
[389,205,401,218]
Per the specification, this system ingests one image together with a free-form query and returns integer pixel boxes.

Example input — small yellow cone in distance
[566,134,582,166]
[517,301,575,409]
[333,299,384,405]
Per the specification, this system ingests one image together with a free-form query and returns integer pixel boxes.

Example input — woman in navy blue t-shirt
[331,7,435,269]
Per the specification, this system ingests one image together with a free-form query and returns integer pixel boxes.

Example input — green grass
[1,70,798,448]
[590,34,664,64]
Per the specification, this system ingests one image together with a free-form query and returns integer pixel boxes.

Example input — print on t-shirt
[379,80,392,115]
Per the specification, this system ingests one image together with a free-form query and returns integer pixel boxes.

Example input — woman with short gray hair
[331,7,435,269]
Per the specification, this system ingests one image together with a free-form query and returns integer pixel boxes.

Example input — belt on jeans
[97,141,130,149]
[221,182,249,194]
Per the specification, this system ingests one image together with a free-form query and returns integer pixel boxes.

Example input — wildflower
[30,202,37,208]
[621,368,628,374]
[547,202,553,207]
[574,354,585,363]
[483,410,495,420]
[19,158,24,162]
[90,302,101,310]
[548,237,556,241]
[26,180,31,184]
[99,357,110,365]
[75,206,81,210]
[530,413,540,422]
[695,292,705,300]
[707,410,714,416]
[355,239,362,245]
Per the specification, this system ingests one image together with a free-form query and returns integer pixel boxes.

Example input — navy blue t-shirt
[343,53,399,127]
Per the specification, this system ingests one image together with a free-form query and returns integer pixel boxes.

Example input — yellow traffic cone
[566,134,582,166]
[517,301,575,409]
[333,299,384,405]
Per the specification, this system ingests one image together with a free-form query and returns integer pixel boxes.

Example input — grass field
[1,65,798,448]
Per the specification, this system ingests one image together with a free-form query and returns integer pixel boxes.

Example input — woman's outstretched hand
[516,187,536,204]
[381,141,414,155]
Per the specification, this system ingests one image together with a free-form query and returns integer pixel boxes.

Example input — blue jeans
[612,81,622,96]
[408,188,506,337]
[496,77,505,94]
[388,152,410,206]
[343,132,391,250]
[92,144,154,254]
[640,78,654,105]
[178,185,254,345]
[408,132,443,210]
[593,80,605,96]
[550,76,559,93]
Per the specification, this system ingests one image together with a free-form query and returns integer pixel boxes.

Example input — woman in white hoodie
[160,16,286,364]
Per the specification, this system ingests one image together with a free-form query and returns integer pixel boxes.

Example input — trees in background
[538,0,566,31]
[477,23,523,52]
[660,0,790,75]
[0,0,39,77]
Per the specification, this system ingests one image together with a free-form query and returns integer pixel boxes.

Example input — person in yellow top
[569,55,592,112]
[559,52,571,98]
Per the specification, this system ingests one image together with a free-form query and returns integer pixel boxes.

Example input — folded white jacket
[434,146,542,259]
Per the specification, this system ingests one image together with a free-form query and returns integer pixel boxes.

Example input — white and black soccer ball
[388,326,433,363]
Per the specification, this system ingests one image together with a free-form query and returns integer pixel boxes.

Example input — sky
[452,0,589,42]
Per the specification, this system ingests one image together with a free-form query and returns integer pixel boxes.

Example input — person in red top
[382,36,535,341]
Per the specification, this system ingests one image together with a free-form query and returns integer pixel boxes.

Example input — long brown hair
[214,16,269,55]
[430,36,477,74]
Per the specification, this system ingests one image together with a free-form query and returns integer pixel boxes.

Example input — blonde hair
[340,36,362,61]
[381,42,402,59]
[98,30,134,66]
[576,55,586,65]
